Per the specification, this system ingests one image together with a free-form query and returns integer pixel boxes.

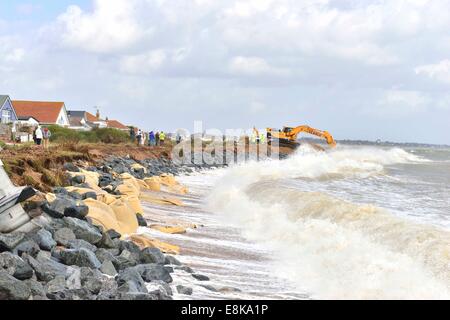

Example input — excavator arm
[286,126,336,147]
[266,125,337,149]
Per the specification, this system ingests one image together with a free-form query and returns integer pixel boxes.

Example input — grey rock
[64,203,89,220]
[133,264,173,283]
[192,274,210,281]
[97,232,116,249]
[176,285,193,295]
[164,255,182,266]
[84,276,104,294]
[70,175,85,185]
[199,284,218,292]
[140,247,165,265]
[63,217,102,244]
[119,293,157,300]
[136,213,147,227]
[95,248,117,264]
[116,268,147,294]
[45,275,66,293]
[54,228,76,246]
[68,191,83,200]
[42,197,74,219]
[13,240,40,258]
[47,288,93,300]
[63,163,80,172]
[23,253,68,282]
[118,240,141,256]
[66,268,82,290]
[175,266,194,274]
[0,252,34,280]
[115,250,138,270]
[34,229,57,251]
[106,229,121,240]
[83,192,97,200]
[0,233,26,252]
[66,239,97,253]
[0,270,32,300]
[60,248,101,269]
[100,260,117,277]
[23,279,46,297]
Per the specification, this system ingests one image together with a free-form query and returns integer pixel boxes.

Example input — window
[1,110,11,124]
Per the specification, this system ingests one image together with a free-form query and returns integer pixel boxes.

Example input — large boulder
[140,247,165,265]
[23,253,68,282]
[42,197,89,220]
[54,228,76,246]
[0,270,32,300]
[63,217,102,245]
[0,252,34,280]
[116,268,147,294]
[33,229,57,251]
[0,233,26,252]
[66,239,97,253]
[133,264,173,283]
[60,248,101,269]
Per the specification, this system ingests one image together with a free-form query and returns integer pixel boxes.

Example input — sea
[139,143,450,300]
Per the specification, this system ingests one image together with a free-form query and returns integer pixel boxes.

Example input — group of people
[135,129,166,147]
[33,125,51,150]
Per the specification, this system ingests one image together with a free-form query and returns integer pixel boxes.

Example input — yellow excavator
[266,125,337,149]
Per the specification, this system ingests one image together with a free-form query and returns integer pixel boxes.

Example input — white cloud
[415,60,450,84]
[56,0,144,53]
[120,50,167,74]
[229,56,289,77]
[373,89,430,116]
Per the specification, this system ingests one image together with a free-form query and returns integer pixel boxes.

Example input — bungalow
[106,119,129,131]
[12,100,70,127]
[0,95,18,124]
[67,110,108,130]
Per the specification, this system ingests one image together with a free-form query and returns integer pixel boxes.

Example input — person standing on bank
[42,127,51,150]
[155,132,160,146]
[34,125,43,146]
[159,131,166,145]
[149,131,156,146]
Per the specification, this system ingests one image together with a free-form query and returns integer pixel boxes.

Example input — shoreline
[0,143,228,300]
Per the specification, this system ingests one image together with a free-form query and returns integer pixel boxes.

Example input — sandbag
[130,234,180,255]
[131,163,147,174]
[69,169,101,191]
[84,198,121,233]
[143,177,161,192]
[124,195,144,214]
[109,198,139,235]
[150,225,187,234]
[139,193,184,206]
[115,183,140,198]
[97,193,120,205]
[120,173,141,193]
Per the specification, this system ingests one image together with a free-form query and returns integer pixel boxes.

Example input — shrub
[47,125,131,144]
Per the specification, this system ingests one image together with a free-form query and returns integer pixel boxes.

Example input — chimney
[96,109,100,119]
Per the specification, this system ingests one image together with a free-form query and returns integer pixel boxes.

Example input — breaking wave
[207,146,450,299]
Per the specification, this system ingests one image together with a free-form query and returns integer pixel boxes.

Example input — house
[12,100,70,127]
[67,110,108,130]
[86,111,107,129]
[106,119,129,131]
[0,95,18,124]
[17,116,40,126]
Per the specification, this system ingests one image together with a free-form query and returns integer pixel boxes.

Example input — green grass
[47,125,132,144]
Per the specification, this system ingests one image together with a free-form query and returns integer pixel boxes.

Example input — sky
[1,0,450,144]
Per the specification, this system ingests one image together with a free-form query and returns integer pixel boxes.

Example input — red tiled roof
[12,100,65,124]
[107,119,128,130]
[85,112,100,122]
